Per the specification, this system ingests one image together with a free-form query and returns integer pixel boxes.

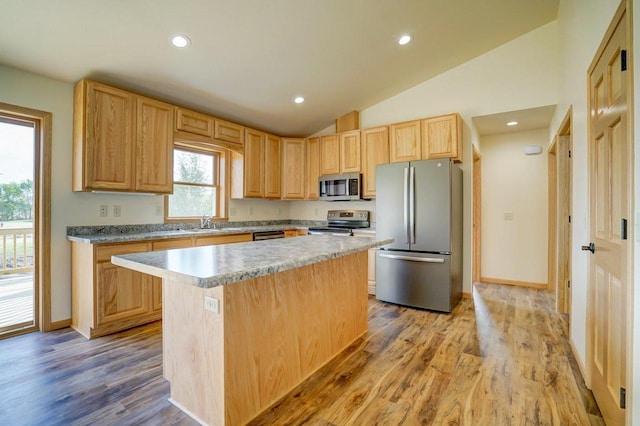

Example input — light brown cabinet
[281,138,306,199]
[422,113,462,162]
[73,79,174,194]
[284,229,308,237]
[389,120,421,163]
[215,119,244,145]
[319,134,340,175]
[305,137,320,199]
[340,130,361,173]
[264,134,282,199]
[234,129,281,199]
[175,107,214,138]
[361,126,389,199]
[71,233,253,339]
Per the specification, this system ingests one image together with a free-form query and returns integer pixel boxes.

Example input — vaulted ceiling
[0,0,559,136]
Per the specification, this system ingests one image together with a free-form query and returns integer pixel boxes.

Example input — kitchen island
[112,235,392,426]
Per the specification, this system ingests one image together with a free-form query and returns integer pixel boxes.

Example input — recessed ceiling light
[398,35,412,45]
[507,121,519,126]
[294,96,305,104]
[170,34,191,48]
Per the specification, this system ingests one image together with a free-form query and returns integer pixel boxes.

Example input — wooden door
[389,120,421,163]
[95,262,150,325]
[135,96,174,193]
[264,134,282,199]
[305,137,320,199]
[244,129,265,197]
[320,134,340,175]
[85,81,135,190]
[215,119,244,145]
[587,5,630,424]
[281,138,305,199]
[557,130,572,314]
[339,130,361,173]
[361,126,389,198]
[422,113,462,162]
[175,108,214,138]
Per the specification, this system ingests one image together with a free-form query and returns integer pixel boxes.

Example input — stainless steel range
[308,210,370,236]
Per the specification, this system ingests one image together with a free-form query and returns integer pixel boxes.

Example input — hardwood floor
[0,283,602,425]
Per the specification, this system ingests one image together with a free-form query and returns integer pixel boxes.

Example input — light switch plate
[504,212,514,221]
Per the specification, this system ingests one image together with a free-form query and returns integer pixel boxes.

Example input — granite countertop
[66,221,322,244]
[111,235,392,289]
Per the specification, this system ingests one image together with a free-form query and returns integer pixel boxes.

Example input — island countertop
[111,234,392,289]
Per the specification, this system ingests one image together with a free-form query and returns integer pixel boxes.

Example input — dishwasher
[252,230,285,241]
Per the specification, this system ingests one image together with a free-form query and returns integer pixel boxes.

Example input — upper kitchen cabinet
[305,137,320,200]
[215,119,244,146]
[422,113,462,162]
[243,128,265,197]
[136,96,174,193]
[264,134,282,199]
[175,107,214,138]
[389,120,421,163]
[281,138,305,199]
[361,126,389,198]
[73,80,174,193]
[319,134,340,175]
[339,130,361,173]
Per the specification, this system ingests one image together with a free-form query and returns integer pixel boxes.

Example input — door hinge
[621,218,628,240]
[621,50,627,71]
[568,280,571,288]
[568,215,572,223]
[621,387,626,409]
[568,149,572,158]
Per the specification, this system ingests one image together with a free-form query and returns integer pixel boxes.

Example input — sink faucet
[200,215,212,229]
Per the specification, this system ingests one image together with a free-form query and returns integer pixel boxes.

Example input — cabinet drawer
[96,242,150,262]
[195,233,252,246]
[176,108,214,138]
[215,119,244,145]
[152,238,193,251]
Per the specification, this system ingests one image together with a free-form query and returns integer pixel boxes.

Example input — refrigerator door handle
[403,167,410,244]
[409,166,415,244]
[379,253,445,263]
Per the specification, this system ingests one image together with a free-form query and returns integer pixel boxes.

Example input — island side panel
[163,279,225,426]
[223,251,368,425]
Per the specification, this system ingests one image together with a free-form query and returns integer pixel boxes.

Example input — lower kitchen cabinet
[71,232,253,339]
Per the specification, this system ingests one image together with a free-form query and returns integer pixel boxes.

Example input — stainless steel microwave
[319,173,362,201]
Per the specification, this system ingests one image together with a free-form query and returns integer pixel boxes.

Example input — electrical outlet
[230,207,237,216]
[156,205,163,216]
[99,205,107,217]
[204,296,219,313]
[278,208,282,215]
[314,208,318,216]
[249,207,254,216]
[113,205,121,217]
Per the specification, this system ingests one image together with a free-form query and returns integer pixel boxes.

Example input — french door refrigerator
[375,159,462,312]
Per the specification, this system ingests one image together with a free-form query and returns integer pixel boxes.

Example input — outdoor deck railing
[0,227,34,275]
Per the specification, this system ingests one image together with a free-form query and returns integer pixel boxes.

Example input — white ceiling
[472,105,557,136]
[0,0,559,137]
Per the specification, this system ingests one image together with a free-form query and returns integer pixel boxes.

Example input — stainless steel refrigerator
[375,159,462,312]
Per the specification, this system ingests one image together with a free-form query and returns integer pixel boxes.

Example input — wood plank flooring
[0,283,603,425]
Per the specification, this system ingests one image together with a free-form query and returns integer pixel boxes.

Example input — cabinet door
[284,230,298,238]
[195,233,253,246]
[95,262,151,326]
[361,126,389,198]
[215,119,244,145]
[422,113,462,162]
[175,108,214,138]
[340,130,361,173]
[264,134,282,199]
[320,134,340,175]
[84,81,135,190]
[281,138,305,199]
[305,137,320,199]
[389,120,421,163]
[244,129,265,197]
[136,96,174,193]
[151,238,194,312]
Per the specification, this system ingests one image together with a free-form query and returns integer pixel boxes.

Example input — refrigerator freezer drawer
[375,250,453,312]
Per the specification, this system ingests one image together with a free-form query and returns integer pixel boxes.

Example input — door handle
[581,243,595,253]
[379,253,445,263]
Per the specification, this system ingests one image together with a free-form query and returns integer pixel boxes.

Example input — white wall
[550,0,621,377]
[480,129,548,284]
[228,198,291,221]
[344,20,560,294]
[289,200,376,222]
